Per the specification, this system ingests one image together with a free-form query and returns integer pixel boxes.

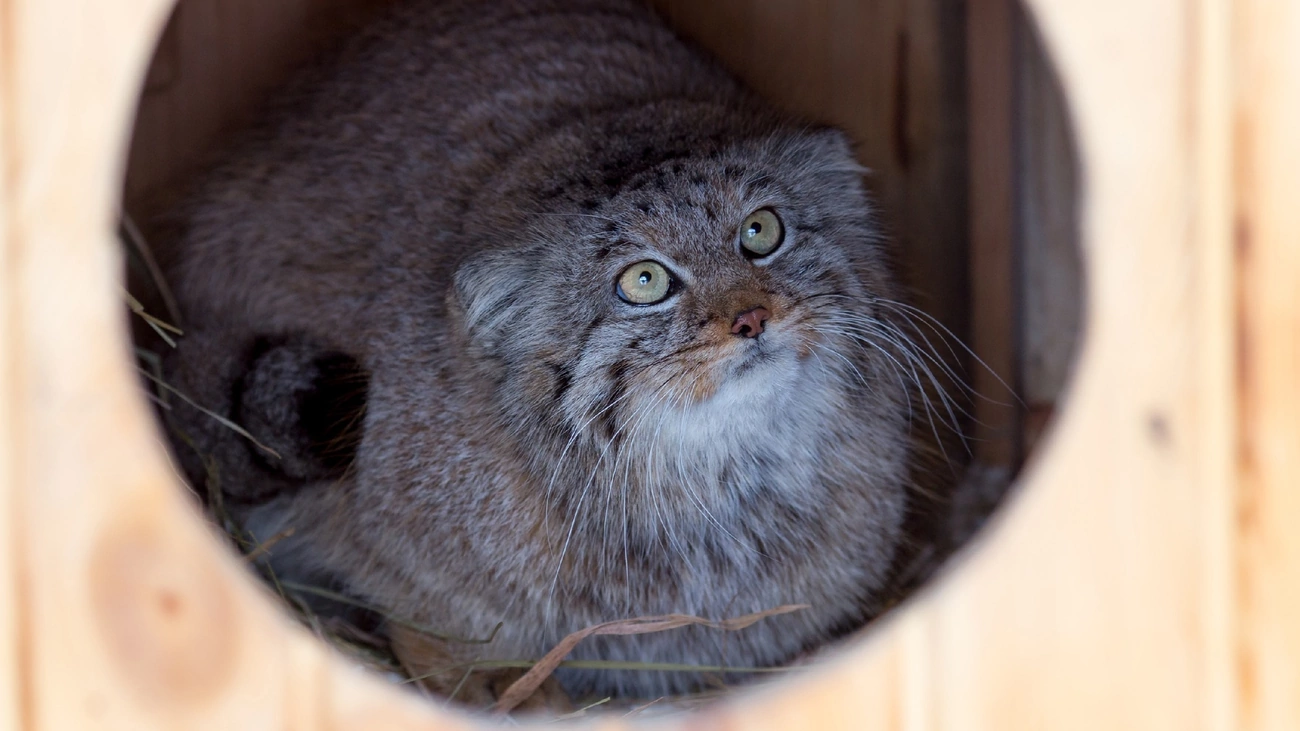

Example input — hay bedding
[121,215,1010,719]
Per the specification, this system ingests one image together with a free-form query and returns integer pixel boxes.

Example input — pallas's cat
[155,0,953,707]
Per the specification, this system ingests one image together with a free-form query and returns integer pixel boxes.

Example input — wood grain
[1193,0,1235,727]
[1235,0,1300,727]
[0,0,24,726]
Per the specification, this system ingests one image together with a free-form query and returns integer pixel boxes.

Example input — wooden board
[2,0,1298,729]
[1235,0,1300,726]
[0,0,22,725]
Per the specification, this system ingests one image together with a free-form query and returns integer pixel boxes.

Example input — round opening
[119,0,1082,720]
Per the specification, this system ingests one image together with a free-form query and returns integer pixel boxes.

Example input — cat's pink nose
[731,306,770,338]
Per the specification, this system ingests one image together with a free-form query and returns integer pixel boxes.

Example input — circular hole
[120,0,1081,720]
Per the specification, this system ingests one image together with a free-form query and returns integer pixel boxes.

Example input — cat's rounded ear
[811,126,855,157]
[784,126,870,178]
[449,247,538,351]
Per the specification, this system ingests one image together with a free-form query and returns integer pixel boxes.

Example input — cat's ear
[810,126,854,156]
[786,126,870,177]
[449,247,537,352]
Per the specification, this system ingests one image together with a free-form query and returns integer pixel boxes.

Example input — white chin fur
[655,343,843,471]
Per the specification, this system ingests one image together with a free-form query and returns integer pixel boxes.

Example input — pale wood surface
[3,1,1298,730]
[0,0,22,725]
[1235,0,1300,727]
[1193,0,1236,727]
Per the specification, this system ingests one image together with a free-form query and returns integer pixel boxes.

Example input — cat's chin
[723,323,820,378]
[653,343,844,469]
[710,339,818,406]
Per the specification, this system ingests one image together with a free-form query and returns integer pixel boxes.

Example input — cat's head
[451,122,911,490]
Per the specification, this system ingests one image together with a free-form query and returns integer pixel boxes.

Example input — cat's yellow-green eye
[739,208,784,257]
[617,260,672,305]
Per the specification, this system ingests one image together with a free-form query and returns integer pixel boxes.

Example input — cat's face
[453,127,906,481]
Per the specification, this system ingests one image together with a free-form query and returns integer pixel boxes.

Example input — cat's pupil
[749,223,762,236]
[639,271,652,285]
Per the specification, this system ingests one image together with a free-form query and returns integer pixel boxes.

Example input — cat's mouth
[657,311,821,404]
[718,322,810,382]
[728,345,772,378]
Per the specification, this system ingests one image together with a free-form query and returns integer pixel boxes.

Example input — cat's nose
[731,306,770,338]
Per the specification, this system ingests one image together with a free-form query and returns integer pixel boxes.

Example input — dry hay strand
[490,604,809,715]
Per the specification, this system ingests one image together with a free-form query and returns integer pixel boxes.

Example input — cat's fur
[157,0,948,704]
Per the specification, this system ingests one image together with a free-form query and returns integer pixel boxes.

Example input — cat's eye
[739,208,784,257]
[617,260,673,305]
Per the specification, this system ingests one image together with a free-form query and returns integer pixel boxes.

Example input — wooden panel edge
[1193,0,1237,728]
[1,0,27,723]
[1234,0,1300,728]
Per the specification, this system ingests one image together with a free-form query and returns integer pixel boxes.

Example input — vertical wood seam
[0,0,31,725]
[1192,0,1237,728]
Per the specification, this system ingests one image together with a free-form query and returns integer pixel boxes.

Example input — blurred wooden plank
[1235,0,1300,727]
[968,0,1020,467]
[0,0,25,727]
[3,0,366,728]
[1192,0,1236,728]
[924,0,1235,725]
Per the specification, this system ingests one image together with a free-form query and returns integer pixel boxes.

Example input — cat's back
[166,0,740,338]
[277,0,736,177]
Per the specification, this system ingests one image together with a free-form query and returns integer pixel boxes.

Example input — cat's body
[158,0,934,703]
